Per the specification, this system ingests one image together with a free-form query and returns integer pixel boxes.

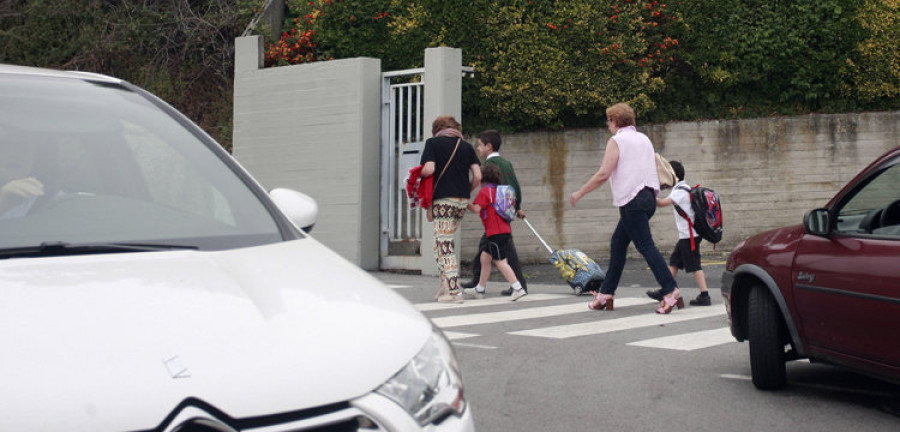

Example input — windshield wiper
[0,241,199,259]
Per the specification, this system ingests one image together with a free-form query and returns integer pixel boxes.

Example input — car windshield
[0,73,283,254]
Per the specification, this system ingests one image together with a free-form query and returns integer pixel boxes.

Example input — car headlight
[375,327,466,425]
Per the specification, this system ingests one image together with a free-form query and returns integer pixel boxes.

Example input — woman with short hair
[569,103,681,314]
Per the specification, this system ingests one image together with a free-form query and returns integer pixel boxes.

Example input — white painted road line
[415,293,571,312]
[720,374,751,381]
[452,342,498,350]
[627,327,735,351]
[443,331,480,341]
[509,304,726,339]
[430,297,659,328]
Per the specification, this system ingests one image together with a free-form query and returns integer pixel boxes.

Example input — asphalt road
[372,253,900,432]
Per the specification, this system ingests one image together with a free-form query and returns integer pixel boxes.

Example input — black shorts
[669,238,703,273]
[485,233,512,261]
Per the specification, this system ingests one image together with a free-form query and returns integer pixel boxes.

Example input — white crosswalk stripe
[430,297,658,328]
[415,293,570,312]
[418,294,734,351]
[443,331,481,341]
[509,305,725,339]
[626,327,734,351]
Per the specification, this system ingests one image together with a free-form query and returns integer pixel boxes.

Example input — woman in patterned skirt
[419,115,482,302]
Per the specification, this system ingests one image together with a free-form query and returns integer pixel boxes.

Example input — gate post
[419,47,464,276]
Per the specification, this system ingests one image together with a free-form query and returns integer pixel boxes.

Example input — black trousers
[470,232,527,291]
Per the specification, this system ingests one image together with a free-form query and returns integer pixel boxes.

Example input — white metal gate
[380,68,426,260]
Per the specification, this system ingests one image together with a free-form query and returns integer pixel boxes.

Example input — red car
[722,146,900,390]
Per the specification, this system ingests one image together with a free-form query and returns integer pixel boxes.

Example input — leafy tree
[840,0,900,107]
[3,0,898,142]
[269,0,685,130]
[0,0,260,150]
[472,1,683,129]
[669,0,866,118]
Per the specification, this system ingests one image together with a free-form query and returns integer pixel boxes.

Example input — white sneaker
[437,293,464,304]
[463,288,485,299]
[509,288,527,302]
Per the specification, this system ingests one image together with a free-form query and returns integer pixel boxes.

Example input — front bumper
[354,392,475,432]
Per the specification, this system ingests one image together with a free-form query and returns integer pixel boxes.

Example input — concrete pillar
[234,36,263,73]
[232,35,382,270]
[419,47,464,276]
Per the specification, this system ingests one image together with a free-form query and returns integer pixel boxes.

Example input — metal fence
[380,68,426,254]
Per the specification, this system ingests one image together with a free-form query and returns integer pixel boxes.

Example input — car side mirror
[803,208,830,236]
[269,188,318,233]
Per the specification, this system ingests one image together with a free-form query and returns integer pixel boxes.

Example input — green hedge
[3,1,897,148]
[268,0,900,131]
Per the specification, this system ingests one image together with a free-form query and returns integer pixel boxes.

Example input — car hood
[729,223,805,271]
[0,238,431,431]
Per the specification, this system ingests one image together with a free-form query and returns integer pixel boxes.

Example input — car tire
[748,285,787,390]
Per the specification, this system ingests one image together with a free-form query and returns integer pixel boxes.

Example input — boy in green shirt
[462,130,527,296]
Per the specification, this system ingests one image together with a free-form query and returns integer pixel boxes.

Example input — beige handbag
[655,152,677,190]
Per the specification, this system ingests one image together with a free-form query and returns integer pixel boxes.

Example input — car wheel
[748,285,787,390]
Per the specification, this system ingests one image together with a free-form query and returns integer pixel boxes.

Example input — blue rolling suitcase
[522,218,605,295]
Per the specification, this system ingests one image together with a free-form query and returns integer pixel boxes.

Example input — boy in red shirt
[465,164,526,301]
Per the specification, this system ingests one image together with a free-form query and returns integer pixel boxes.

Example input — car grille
[133,397,386,432]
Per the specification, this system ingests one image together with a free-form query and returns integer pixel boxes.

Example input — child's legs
[693,270,709,293]
[679,238,706,292]
[478,251,493,286]
[669,239,691,279]
[486,234,518,285]
[493,258,518,285]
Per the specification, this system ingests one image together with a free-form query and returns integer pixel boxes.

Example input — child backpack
[673,184,723,249]
[491,185,517,222]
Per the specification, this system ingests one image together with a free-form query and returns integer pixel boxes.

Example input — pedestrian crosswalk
[409,288,735,352]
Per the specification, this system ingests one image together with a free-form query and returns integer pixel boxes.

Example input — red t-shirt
[473,185,512,237]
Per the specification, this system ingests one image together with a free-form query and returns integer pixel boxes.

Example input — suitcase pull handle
[522,218,554,254]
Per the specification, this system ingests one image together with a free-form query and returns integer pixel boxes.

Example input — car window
[124,121,237,227]
[0,74,284,251]
[835,160,900,237]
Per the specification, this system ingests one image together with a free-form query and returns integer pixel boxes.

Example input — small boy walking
[465,164,526,301]
[461,129,527,296]
[648,160,712,306]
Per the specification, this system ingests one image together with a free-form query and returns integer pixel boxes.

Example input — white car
[0,64,474,432]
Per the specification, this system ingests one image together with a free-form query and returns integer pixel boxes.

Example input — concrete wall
[232,36,381,269]
[459,112,900,264]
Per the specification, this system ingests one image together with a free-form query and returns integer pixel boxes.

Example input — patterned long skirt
[431,197,469,296]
